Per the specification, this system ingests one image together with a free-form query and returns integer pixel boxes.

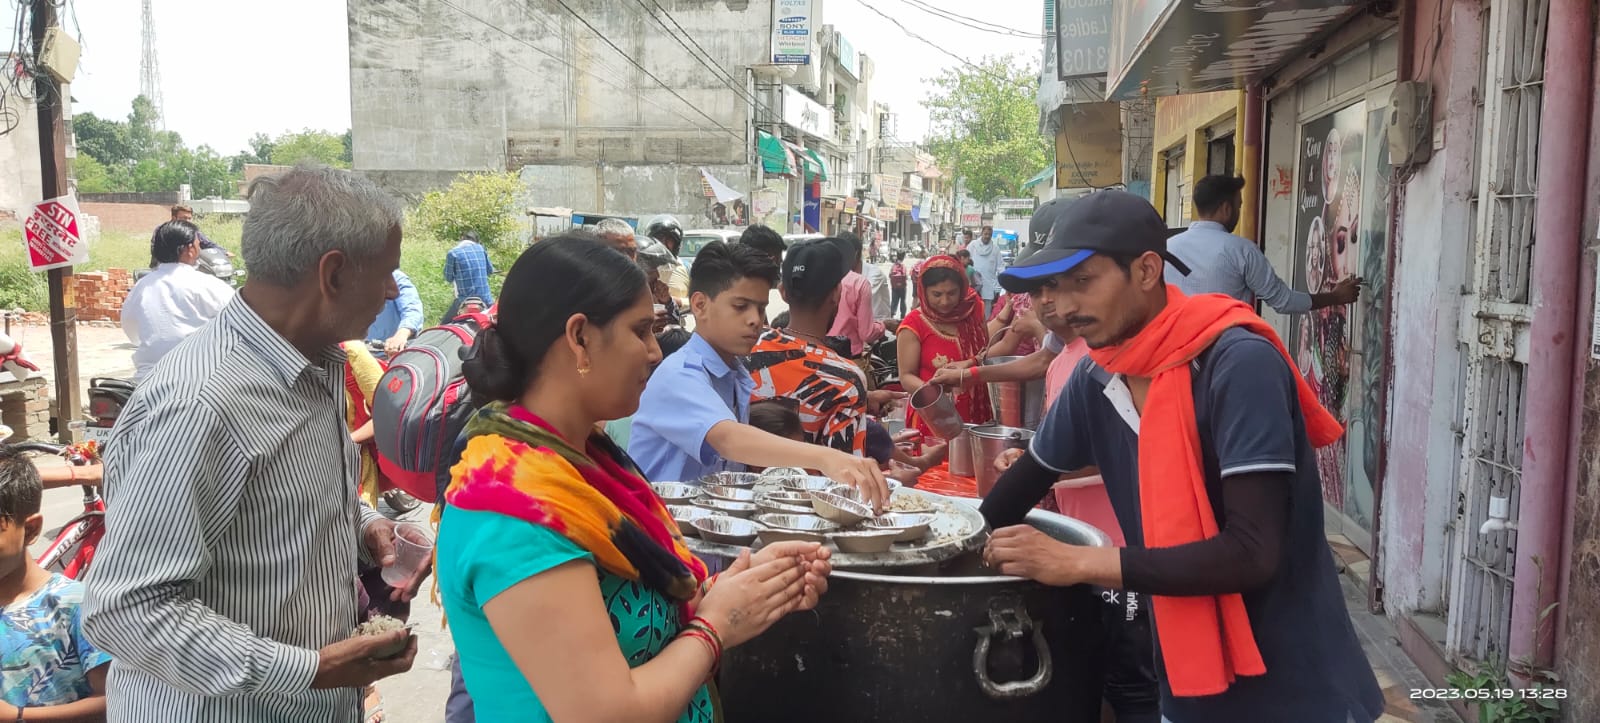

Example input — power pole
[32,0,80,442]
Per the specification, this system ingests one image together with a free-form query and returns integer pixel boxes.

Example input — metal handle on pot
[972,602,1053,699]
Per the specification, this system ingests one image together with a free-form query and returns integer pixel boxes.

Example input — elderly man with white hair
[85,164,420,722]
[592,218,639,261]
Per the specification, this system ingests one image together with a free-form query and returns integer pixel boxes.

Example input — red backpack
[371,310,492,503]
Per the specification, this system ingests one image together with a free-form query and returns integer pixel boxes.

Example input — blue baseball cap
[999,191,1190,294]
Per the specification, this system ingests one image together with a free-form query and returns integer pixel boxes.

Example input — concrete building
[347,0,773,224]
[0,65,41,219]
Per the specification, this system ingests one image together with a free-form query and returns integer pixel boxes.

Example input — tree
[415,172,523,247]
[72,112,134,167]
[73,153,115,194]
[269,129,349,168]
[921,56,1051,204]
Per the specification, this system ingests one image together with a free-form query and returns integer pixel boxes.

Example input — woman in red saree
[896,255,995,438]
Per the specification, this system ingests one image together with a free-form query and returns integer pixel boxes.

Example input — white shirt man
[965,229,1003,307]
[121,221,235,381]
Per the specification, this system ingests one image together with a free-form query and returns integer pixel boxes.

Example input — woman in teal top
[437,236,832,722]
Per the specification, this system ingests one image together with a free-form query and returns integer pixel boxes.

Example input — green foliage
[268,129,350,168]
[414,172,523,249]
[921,56,1050,204]
[72,154,115,194]
[0,247,49,312]
[1446,660,1562,723]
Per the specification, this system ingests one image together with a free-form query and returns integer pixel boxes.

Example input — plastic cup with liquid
[381,521,435,587]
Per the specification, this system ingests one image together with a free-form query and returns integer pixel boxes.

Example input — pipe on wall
[1512,0,1594,671]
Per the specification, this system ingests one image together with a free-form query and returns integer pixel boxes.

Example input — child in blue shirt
[0,446,112,722]
[628,241,889,510]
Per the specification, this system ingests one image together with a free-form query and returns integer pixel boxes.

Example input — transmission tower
[139,0,164,126]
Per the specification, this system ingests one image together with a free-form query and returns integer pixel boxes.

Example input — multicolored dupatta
[445,403,707,602]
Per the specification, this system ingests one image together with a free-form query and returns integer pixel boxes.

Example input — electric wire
[627,0,774,118]
[435,0,743,141]
[546,0,747,140]
[849,0,1035,91]
[893,0,1043,39]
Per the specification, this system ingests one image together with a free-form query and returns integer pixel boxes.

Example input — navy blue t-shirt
[1030,328,1384,723]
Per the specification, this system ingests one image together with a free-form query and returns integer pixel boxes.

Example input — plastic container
[382,522,436,586]
[1051,476,1125,547]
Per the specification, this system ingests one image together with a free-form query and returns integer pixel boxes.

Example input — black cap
[999,190,1190,294]
[782,239,848,302]
[1025,197,1071,255]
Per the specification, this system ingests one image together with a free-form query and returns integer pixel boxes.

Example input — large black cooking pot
[718,510,1110,722]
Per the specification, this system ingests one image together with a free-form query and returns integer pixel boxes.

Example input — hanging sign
[25,194,87,271]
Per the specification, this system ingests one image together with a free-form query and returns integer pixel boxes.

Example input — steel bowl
[809,491,872,526]
[668,505,716,537]
[862,513,937,543]
[692,516,764,546]
[761,489,812,505]
[760,466,808,481]
[702,471,762,488]
[651,483,699,505]
[829,529,900,554]
[693,497,758,518]
[781,476,836,492]
[702,485,759,503]
[755,513,839,533]
[758,500,817,516]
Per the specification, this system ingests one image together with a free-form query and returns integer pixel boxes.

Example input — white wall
[1,95,41,217]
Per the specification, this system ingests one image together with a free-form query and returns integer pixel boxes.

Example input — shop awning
[805,148,829,182]
[758,132,795,176]
[1021,167,1053,190]
[1107,0,1364,99]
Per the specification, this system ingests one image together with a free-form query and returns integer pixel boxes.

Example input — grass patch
[0,215,524,320]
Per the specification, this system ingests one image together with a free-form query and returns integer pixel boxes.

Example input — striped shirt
[84,297,384,722]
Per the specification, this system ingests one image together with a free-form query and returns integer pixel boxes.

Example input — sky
[22,0,1045,156]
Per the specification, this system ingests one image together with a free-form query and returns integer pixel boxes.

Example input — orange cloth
[1087,286,1343,697]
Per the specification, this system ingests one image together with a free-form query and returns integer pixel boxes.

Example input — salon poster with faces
[1290,103,1368,516]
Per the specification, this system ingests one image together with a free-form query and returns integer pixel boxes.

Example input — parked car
[681,229,741,270]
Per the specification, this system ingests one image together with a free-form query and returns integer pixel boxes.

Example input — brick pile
[74,269,133,323]
[0,376,52,441]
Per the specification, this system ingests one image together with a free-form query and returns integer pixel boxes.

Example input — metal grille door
[1445,0,1548,663]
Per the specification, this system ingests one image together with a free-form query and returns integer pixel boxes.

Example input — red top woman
[896,255,995,438]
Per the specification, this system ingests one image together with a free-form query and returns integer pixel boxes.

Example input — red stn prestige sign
[24,194,88,271]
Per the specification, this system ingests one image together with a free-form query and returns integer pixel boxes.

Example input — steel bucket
[983,355,1047,429]
[946,423,980,477]
[970,425,1035,497]
[911,384,966,440]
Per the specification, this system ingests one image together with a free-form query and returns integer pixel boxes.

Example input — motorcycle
[132,247,247,288]
[82,377,135,448]
[0,426,105,580]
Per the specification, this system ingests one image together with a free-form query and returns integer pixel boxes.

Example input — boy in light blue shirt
[628,241,890,510]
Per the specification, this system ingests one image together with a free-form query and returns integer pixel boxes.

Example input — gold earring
[578,363,591,376]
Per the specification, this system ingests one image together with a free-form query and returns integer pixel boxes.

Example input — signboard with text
[837,33,859,79]
[24,194,87,271]
[1056,102,1124,188]
[772,0,815,64]
[1056,0,1113,79]
[876,174,902,207]
[996,198,1036,210]
[783,85,834,141]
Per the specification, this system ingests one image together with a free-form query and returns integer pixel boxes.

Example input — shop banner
[996,198,1036,210]
[1055,102,1123,188]
[877,174,902,207]
[843,196,859,213]
[876,203,898,222]
[25,194,87,271]
[1108,0,1360,99]
[783,85,834,141]
[961,212,982,226]
[897,188,914,212]
[1056,0,1113,79]
[1288,102,1387,527]
[752,187,788,232]
[772,0,815,65]
[804,180,821,232]
[837,32,859,79]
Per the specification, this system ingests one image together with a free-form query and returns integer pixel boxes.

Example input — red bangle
[678,628,721,675]
[687,615,725,651]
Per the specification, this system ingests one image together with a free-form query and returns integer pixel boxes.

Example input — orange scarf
[1088,286,1342,697]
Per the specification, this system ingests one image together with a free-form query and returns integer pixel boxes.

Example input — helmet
[637,237,676,269]
[642,214,684,248]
